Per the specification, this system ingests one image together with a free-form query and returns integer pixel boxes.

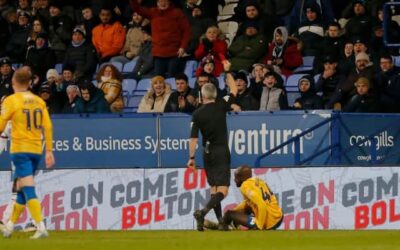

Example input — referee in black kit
[187,60,238,231]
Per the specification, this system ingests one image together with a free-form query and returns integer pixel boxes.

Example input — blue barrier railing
[254,112,400,167]
[254,114,338,167]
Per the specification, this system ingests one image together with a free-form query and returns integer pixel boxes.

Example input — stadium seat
[136,78,152,94]
[184,60,198,78]
[286,74,306,92]
[394,56,400,67]
[218,75,225,90]
[99,62,123,72]
[165,77,176,90]
[189,77,197,88]
[218,21,238,36]
[122,79,137,96]
[122,57,138,73]
[293,56,314,73]
[287,91,301,107]
[12,63,20,69]
[218,21,238,46]
[111,61,123,72]
[219,3,237,16]
[314,74,320,83]
[55,63,63,73]
[127,94,143,108]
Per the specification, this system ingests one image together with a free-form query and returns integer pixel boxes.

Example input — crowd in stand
[0,0,399,114]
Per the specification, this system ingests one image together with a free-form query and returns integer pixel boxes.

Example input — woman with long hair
[96,64,124,113]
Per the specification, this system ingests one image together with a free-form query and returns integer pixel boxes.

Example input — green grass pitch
[1,230,400,250]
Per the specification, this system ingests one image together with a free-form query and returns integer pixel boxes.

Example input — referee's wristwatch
[189,156,195,160]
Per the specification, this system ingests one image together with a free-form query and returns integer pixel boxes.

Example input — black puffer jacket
[294,74,323,110]
[63,41,98,79]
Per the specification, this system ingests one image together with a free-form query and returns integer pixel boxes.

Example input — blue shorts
[246,214,258,229]
[10,153,42,179]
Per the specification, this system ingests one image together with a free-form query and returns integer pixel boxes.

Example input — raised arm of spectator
[129,0,152,19]
[223,60,237,97]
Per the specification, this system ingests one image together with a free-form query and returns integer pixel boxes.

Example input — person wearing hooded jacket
[263,26,303,77]
[295,1,324,57]
[74,81,111,114]
[25,32,56,83]
[259,71,288,111]
[293,74,323,110]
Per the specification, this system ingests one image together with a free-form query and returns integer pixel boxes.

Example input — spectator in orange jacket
[129,0,191,78]
[92,6,126,63]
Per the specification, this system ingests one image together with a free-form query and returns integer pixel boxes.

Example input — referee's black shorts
[203,145,230,187]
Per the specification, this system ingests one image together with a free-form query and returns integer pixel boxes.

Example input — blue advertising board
[339,113,400,165]
[158,111,331,167]
[0,112,399,170]
[0,114,159,170]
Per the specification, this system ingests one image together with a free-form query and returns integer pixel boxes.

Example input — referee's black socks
[204,192,225,215]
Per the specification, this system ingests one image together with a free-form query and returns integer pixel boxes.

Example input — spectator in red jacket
[129,0,191,78]
[194,25,228,77]
[264,26,303,77]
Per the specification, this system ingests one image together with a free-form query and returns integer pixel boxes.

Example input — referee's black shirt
[190,96,234,147]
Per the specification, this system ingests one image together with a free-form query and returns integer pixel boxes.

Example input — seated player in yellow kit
[0,68,55,239]
[221,165,283,230]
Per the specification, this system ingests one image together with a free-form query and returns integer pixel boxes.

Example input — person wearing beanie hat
[344,0,373,44]
[297,0,324,57]
[259,70,288,111]
[63,25,97,80]
[73,26,86,38]
[48,0,74,63]
[17,10,30,26]
[343,76,380,112]
[355,52,370,63]
[228,17,267,72]
[0,57,13,100]
[46,69,59,82]
[0,57,11,67]
[231,71,259,111]
[25,32,57,85]
[137,75,172,113]
[327,44,375,110]
[293,75,323,110]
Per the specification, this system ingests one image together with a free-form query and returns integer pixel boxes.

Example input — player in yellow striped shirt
[221,165,283,230]
[0,68,55,239]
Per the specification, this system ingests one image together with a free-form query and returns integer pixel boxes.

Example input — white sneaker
[23,222,37,232]
[1,224,13,238]
[30,229,48,239]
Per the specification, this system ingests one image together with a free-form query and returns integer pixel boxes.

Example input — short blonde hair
[354,77,370,87]
[12,68,32,87]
